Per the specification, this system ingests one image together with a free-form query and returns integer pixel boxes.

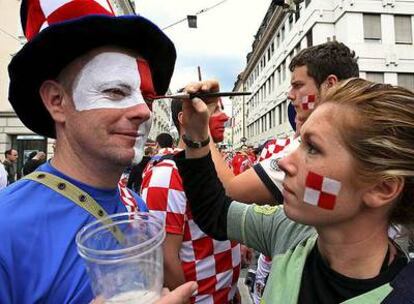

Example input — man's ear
[363,177,405,209]
[325,74,339,88]
[178,111,184,126]
[39,80,69,123]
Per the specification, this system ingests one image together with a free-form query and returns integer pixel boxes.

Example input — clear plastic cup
[76,212,165,303]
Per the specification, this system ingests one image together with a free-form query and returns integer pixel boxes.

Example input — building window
[295,42,301,54]
[395,15,412,44]
[281,26,285,41]
[281,61,286,81]
[295,4,300,21]
[282,100,287,122]
[398,73,414,91]
[306,29,313,47]
[365,72,384,83]
[277,67,281,84]
[363,14,382,42]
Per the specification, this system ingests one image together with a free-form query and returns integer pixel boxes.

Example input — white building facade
[148,98,173,142]
[233,0,414,148]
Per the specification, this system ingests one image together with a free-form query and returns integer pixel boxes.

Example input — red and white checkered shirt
[141,149,241,303]
[259,138,291,161]
[157,147,176,156]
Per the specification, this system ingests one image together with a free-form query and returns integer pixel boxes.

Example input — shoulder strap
[151,153,175,166]
[23,171,125,243]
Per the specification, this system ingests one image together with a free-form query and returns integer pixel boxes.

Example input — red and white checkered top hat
[8,0,176,138]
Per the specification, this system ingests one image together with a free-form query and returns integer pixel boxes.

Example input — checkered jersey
[141,151,241,304]
[259,138,291,161]
[158,147,176,156]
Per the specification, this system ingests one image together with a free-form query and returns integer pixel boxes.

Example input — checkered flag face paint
[301,95,316,111]
[303,171,342,210]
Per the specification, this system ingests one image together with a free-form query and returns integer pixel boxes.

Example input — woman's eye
[103,88,127,98]
[299,137,319,155]
[306,142,319,155]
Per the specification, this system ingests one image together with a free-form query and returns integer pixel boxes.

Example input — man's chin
[212,136,224,143]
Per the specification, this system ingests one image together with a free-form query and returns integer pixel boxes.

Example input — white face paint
[133,115,152,164]
[72,51,152,164]
[72,51,146,111]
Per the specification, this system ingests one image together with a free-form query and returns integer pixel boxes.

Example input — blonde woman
[174,78,414,303]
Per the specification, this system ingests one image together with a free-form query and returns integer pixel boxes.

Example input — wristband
[182,134,210,149]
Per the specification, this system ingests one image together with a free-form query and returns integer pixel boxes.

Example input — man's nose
[126,103,151,122]
[222,113,229,122]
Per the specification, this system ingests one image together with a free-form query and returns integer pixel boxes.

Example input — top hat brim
[8,15,176,138]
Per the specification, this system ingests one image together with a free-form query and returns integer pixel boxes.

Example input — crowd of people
[0,0,414,303]
[0,148,47,190]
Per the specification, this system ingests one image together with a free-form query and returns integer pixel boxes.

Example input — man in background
[3,149,18,184]
[22,151,46,176]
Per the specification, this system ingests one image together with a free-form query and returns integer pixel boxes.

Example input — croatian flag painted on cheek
[303,171,341,210]
[301,95,316,111]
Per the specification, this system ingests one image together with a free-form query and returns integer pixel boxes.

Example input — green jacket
[227,202,393,304]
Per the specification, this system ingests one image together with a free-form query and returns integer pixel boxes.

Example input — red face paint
[303,171,341,210]
[209,112,228,143]
[301,95,316,111]
[137,58,156,110]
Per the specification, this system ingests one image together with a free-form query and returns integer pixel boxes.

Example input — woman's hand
[182,80,220,142]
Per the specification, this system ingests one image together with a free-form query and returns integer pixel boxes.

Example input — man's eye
[103,88,127,98]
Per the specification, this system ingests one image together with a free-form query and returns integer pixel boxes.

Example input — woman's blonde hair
[323,78,414,228]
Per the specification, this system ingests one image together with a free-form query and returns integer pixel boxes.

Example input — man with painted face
[141,97,242,304]
[0,0,198,303]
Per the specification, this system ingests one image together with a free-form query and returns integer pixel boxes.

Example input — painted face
[278,103,367,227]
[287,66,320,127]
[66,49,154,165]
[209,99,229,143]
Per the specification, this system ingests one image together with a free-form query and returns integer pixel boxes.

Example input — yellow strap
[24,171,125,243]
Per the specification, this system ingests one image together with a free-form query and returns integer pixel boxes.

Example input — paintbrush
[151,91,251,100]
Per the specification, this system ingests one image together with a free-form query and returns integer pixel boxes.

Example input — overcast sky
[135,0,271,112]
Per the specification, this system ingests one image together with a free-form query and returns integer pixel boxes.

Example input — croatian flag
[301,95,316,111]
[303,171,341,210]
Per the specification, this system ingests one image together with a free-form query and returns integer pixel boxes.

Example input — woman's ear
[39,80,68,123]
[363,177,405,209]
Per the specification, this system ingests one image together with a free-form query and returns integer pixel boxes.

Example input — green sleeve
[227,202,316,257]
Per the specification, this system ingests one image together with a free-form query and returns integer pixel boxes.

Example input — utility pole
[197,66,202,81]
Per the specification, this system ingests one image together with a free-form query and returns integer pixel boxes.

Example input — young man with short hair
[141,99,241,303]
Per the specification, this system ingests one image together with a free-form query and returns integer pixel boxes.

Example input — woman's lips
[282,183,294,194]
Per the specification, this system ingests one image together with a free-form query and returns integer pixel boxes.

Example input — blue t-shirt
[0,162,147,303]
